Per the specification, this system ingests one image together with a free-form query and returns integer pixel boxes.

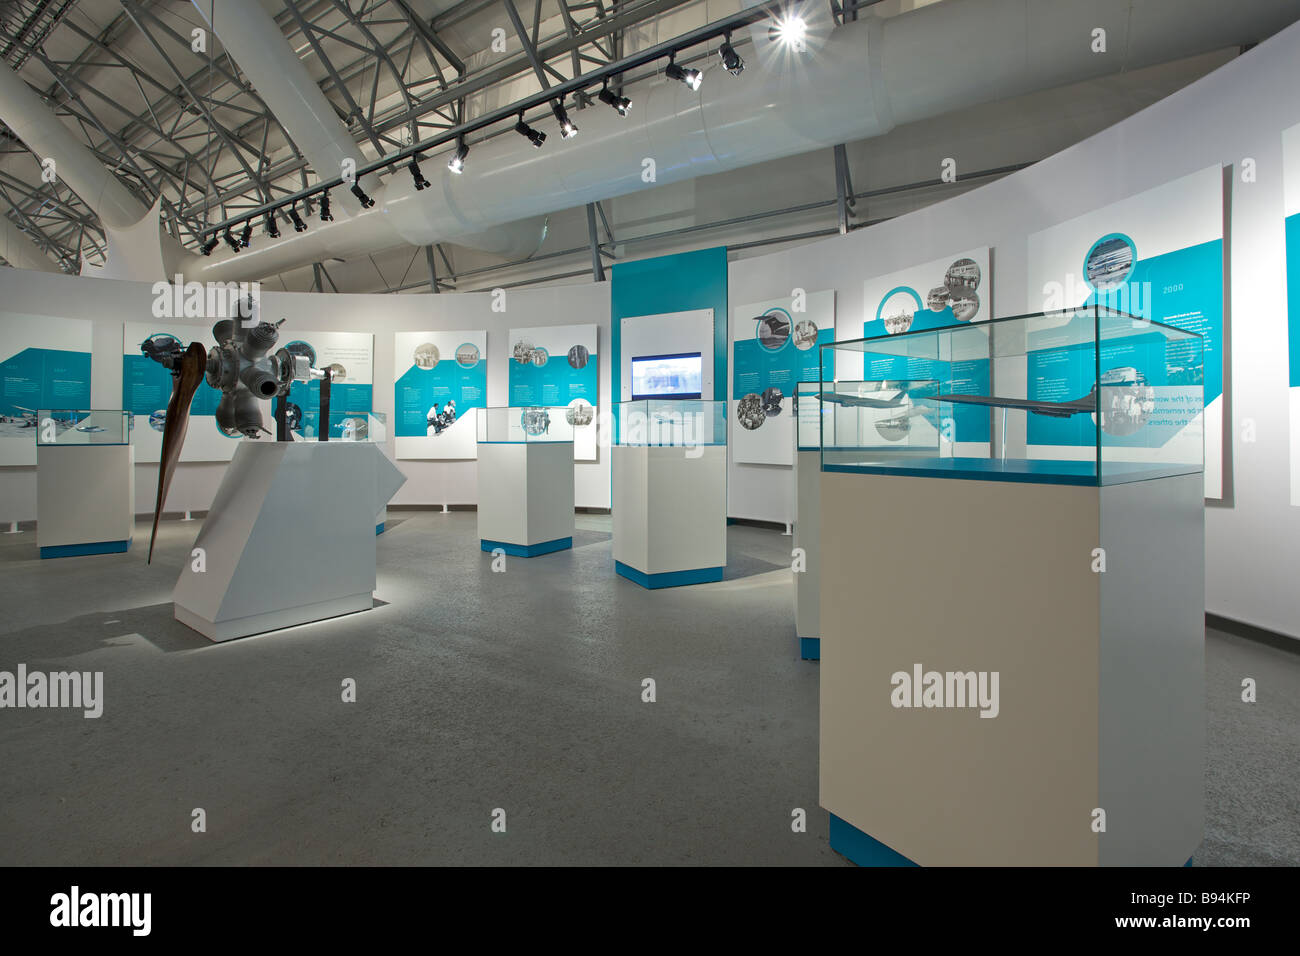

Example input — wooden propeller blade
[149,342,206,563]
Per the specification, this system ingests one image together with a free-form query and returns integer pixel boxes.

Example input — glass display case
[612,399,725,447]
[819,305,1204,484]
[793,381,828,452]
[337,411,387,443]
[477,405,581,443]
[35,409,132,445]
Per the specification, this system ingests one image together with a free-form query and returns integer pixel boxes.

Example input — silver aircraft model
[933,385,1098,418]
[816,381,930,409]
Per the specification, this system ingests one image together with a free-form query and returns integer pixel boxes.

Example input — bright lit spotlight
[598,85,632,116]
[771,14,808,49]
[665,56,702,92]
[515,113,546,148]
[719,36,744,75]
[447,138,469,174]
[551,101,578,139]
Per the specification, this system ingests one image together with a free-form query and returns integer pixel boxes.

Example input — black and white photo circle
[1098,366,1155,437]
[950,291,980,322]
[927,286,952,312]
[944,257,981,294]
[737,392,766,430]
[413,343,440,369]
[520,406,551,436]
[880,290,916,334]
[792,319,819,350]
[1084,234,1136,291]
[567,344,590,369]
[327,362,347,381]
[512,339,534,364]
[761,387,784,417]
[565,400,594,427]
[530,347,549,367]
[756,311,791,350]
[455,343,480,367]
[285,340,316,367]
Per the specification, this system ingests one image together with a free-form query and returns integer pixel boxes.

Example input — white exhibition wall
[2,19,1299,637]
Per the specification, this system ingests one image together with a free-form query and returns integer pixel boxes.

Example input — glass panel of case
[612,400,725,447]
[35,409,132,445]
[477,406,575,443]
[819,305,1204,485]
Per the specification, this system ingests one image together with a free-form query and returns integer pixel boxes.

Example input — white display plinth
[793,449,821,659]
[37,444,135,558]
[172,441,406,642]
[476,441,574,557]
[612,444,726,588]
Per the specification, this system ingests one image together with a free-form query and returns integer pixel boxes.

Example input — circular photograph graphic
[1097,366,1155,437]
[340,416,368,440]
[737,393,766,430]
[327,363,347,381]
[145,332,182,357]
[285,402,303,431]
[568,344,590,369]
[792,319,819,351]
[148,409,167,432]
[1084,234,1136,291]
[455,343,481,368]
[413,343,440,369]
[756,310,792,351]
[530,347,549,367]
[944,257,981,294]
[761,387,784,417]
[951,291,981,322]
[565,400,594,427]
[875,414,912,442]
[879,290,918,335]
[927,286,952,313]
[520,406,551,436]
[512,339,534,365]
[285,340,316,367]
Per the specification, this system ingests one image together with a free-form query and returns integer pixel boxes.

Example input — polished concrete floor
[0,511,1296,866]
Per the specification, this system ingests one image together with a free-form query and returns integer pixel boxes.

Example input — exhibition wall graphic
[852,249,993,453]
[393,330,487,460]
[507,323,598,462]
[1286,122,1300,505]
[0,313,92,466]
[731,290,835,466]
[282,330,375,441]
[1026,165,1224,497]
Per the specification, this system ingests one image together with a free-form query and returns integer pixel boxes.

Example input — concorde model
[933,385,1099,418]
[816,381,933,409]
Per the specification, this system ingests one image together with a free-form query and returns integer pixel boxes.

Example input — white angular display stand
[612,444,726,588]
[37,445,135,558]
[173,441,406,642]
[819,471,1204,866]
[476,441,574,556]
[793,448,821,659]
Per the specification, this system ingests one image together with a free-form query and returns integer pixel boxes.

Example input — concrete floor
[0,510,1296,866]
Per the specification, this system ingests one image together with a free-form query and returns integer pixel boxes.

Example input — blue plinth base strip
[615,561,724,589]
[800,637,820,660]
[829,814,918,867]
[40,539,130,559]
[481,537,572,557]
[376,522,385,535]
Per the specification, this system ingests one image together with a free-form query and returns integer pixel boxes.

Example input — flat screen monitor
[631,352,703,401]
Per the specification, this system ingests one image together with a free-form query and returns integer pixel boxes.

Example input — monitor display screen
[631,352,703,401]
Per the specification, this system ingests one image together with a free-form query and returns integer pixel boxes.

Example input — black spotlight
[665,55,702,91]
[550,100,578,139]
[447,138,469,174]
[350,183,375,208]
[320,191,333,222]
[290,205,308,232]
[200,235,219,256]
[265,211,280,239]
[410,156,431,190]
[598,84,632,116]
[223,227,241,254]
[239,222,253,248]
[719,36,744,75]
[515,113,546,148]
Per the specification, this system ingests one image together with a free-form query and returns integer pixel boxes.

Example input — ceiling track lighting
[719,34,744,75]
[239,222,252,248]
[447,138,469,175]
[597,83,632,116]
[514,113,546,148]
[223,227,241,254]
[410,156,432,190]
[550,100,578,139]
[320,191,333,222]
[665,55,702,92]
[290,205,308,233]
[200,236,219,256]
[265,211,280,239]
[350,183,375,208]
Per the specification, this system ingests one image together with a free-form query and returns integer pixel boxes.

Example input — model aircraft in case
[933,385,1099,418]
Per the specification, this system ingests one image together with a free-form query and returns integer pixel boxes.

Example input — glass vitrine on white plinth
[612,400,726,588]
[336,411,390,535]
[818,307,1206,867]
[36,410,135,558]
[475,407,574,557]
[792,383,826,660]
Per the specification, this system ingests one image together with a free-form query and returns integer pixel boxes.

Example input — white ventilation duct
[0,214,62,272]
[180,0,1296,284]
